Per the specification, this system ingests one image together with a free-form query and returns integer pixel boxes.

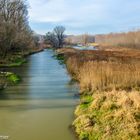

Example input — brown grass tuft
[74,90,140,140]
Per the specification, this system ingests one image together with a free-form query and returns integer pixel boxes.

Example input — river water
[0,50,78,140]
[72,46,97,50]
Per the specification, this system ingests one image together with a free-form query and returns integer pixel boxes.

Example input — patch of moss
[6,72,20,84]
[81,95,93,103]
[9,58,26,67]
[79,131,89,140]
[79,95,93,110]
[0,72,20,90]
[0,72,20,85]
[76,95,93,114]
[0,57,26,67]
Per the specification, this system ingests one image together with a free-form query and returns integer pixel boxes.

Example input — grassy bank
[58,48,140,140]
[73,90,140,140]
[0,48,43,90]
[0,72,20,90]
[0,48,44,68]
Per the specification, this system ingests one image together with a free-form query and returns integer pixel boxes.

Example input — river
[0,50,79,140]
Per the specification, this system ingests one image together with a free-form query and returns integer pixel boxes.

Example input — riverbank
[0,72,20,90]
[0,48,44,90]
[56,47,140,140]
[0,48,44,68]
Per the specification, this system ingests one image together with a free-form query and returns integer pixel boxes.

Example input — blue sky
[28,0,140,35]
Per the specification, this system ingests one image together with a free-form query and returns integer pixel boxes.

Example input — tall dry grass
[64,49,140,140]
[66,50,140,92]
[78,61,140,92]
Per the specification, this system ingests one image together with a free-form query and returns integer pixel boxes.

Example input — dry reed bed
[78,61,140,92]
[66,50,140,91]
[64,48,140,140]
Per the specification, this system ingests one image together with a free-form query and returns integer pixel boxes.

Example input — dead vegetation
[60,47,140,140]
[73,90,140,140]
[66,49,140,92]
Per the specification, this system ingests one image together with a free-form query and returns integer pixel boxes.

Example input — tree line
[95,30,140,48]
[0,0,38,58]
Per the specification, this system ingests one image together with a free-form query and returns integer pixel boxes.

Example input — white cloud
[28,0,106,24]
[28,0,140,34]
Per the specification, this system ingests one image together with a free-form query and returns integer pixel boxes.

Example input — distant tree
[33,35,40,47]
[53,26,65,48]
[45,26,65,48]
[82,34,89,46]
[45,32,59,48]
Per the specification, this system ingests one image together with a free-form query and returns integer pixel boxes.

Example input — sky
[28,0,140,35]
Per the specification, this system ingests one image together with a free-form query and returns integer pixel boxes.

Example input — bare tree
[54,26,65,48]
[45,32,59,48]
[82,34,89,46]
[0,0,36,58]
[45,26,65,48]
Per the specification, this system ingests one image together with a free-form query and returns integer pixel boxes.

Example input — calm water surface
[0,50,79,140]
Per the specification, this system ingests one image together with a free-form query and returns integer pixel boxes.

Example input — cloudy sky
[28,0,140,35]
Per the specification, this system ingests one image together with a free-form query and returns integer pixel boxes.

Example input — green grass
[0,48,43,68]
[79,131,89,140]
[0,72,20,89]
[79,95,93,110]
[0,57,26,67]
[6,72,20,84]
[8,58,26,67]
